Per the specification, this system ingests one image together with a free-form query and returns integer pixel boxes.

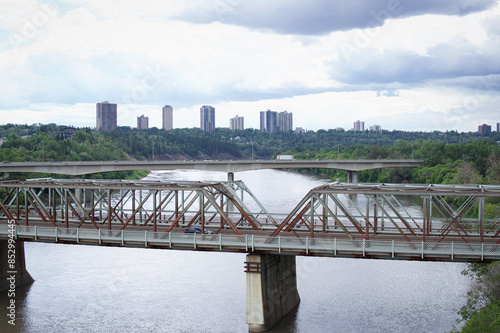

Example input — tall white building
[278,111,293,132]
[230,115,244,131]
[162,105,173,130]
[370,124,382,132]
[354,120,365,131]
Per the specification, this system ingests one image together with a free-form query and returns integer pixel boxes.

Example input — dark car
[184,226,214,234]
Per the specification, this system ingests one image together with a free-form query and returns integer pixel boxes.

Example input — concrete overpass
[0,159,423,182]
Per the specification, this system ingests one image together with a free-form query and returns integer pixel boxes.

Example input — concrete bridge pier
[348,170,358,184]
[246,254,300,332]
[347,171,358,202]
[0,239,34,291]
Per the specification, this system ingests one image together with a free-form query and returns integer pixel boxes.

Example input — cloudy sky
[0,0,499,132]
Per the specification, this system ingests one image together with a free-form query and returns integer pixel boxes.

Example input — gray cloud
[179,0,498,35]
[329,36,500,90]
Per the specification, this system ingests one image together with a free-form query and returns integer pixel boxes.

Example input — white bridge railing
[1,225,498,262]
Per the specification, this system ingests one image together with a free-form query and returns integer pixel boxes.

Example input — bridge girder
[0,159,423,176]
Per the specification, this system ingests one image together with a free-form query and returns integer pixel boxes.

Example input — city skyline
[93,101,499,133]
[1,2,500,131]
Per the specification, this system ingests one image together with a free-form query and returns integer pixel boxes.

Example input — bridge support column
[246,254,300,332]
[0,239,34,291]
[348,170,358,184]
[228,172,235,182]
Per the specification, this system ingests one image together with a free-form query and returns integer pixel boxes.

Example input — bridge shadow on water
[267,303,300,333]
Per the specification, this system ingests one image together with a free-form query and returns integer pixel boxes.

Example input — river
[1,169,470,332]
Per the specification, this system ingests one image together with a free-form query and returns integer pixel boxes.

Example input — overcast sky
[1,0,499,132]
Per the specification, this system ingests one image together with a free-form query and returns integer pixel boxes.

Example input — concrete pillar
[228,172,235,182]
[348,170,358,184]
[347,171,358,203]
[0,240,34,291]
[246,254,300,332]
[74,188,92,208]
[84,174,92,208]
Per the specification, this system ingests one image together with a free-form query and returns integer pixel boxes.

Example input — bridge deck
[1,224,498,263]
[0,159,423,175]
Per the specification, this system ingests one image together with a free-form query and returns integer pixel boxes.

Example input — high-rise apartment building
[497,123,499,132]
[370,124,382,132]
[353,120,365,131]
[200,105,215,132]
[162,105,173,130]
[96,101,117,131]
[278,111,293,132]
[260,110,277,133]
[137,115,149,130]
[478,124,491,136]
[230,115,244,131]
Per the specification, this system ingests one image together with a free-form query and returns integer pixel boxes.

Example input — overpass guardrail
[1,225,498,263]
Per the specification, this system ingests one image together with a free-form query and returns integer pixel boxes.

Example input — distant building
[278,111,293,132]
[230,115,244,131]
[478,124,491,136]
[353,120,364,131]
[497,123,499,132]
[96,101,117,131]
[162,105,173,130]
[58,127,76,139]
[200,105,215,132]
[137,114,149,130]
[295,127,306,134]
[260,110,278,133]
[370,124,382,132]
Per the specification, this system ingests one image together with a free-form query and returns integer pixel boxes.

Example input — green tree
[452,262,500,332]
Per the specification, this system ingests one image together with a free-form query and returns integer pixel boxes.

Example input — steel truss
[0,179,277,235]
[1,180,499,244]
[271,183,500,243]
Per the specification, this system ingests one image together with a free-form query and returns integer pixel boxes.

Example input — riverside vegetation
[1,123,500,331]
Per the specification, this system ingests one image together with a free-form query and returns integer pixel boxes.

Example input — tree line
[1,124,499,186]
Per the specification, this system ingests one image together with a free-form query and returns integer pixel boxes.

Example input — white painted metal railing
[1,225,498,262]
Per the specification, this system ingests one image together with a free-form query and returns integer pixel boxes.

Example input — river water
[2,169,470,332]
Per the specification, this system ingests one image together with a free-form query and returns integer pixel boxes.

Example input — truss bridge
[0,178,498,262]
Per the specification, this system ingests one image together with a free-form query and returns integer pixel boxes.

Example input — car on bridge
[184,226,214,234]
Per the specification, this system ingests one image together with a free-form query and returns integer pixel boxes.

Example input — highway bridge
[0,159,423,182]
